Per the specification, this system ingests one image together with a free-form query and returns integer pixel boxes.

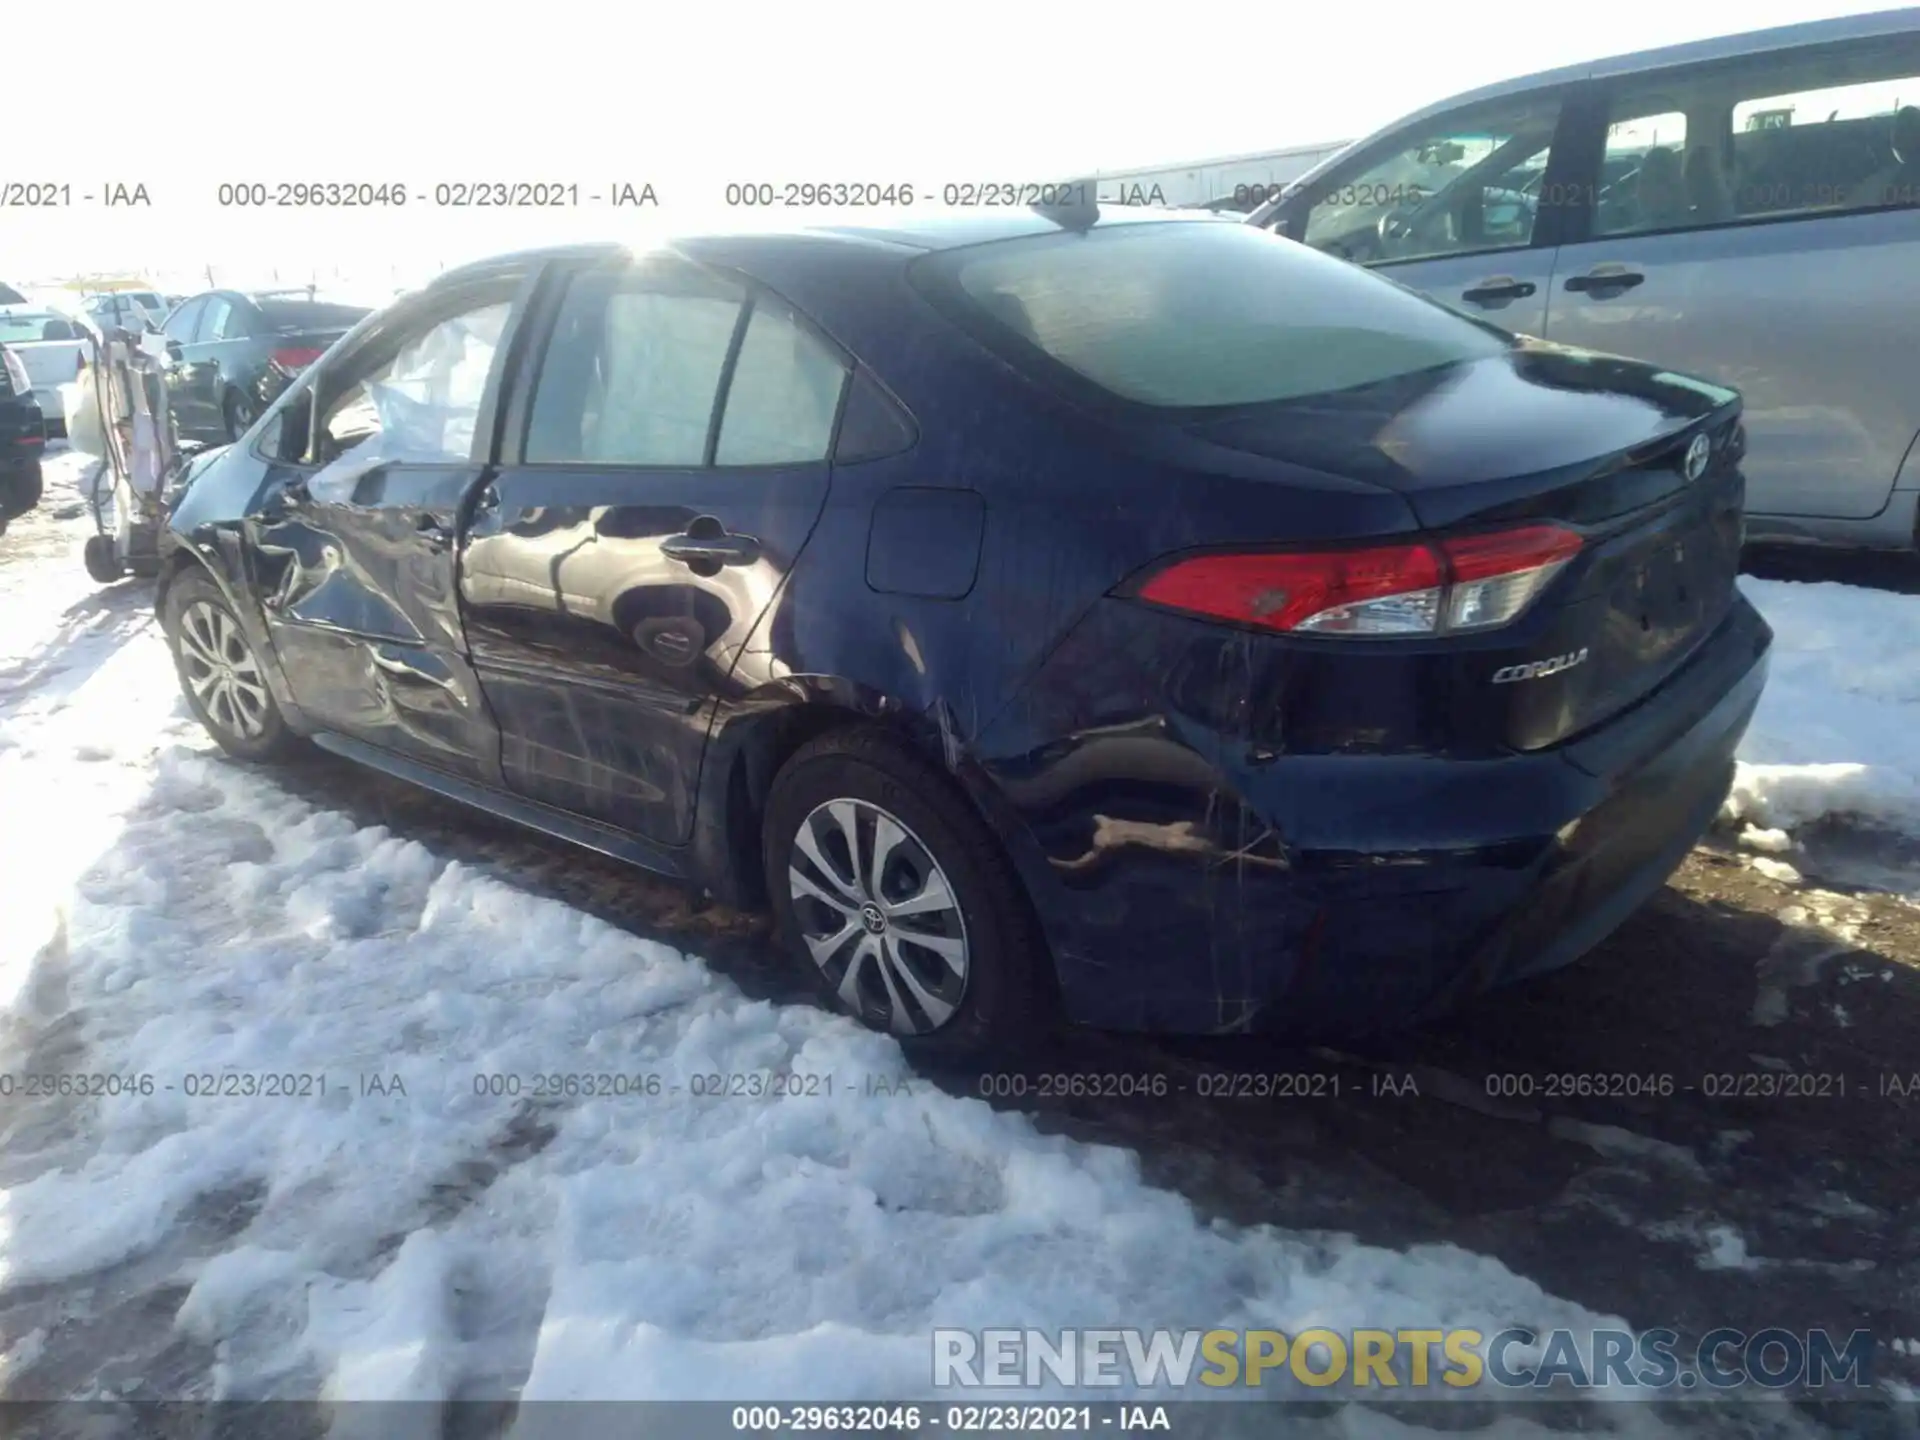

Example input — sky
[3,0,1903,287]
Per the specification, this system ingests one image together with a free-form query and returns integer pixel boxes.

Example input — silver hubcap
[788,799,969,1035]
[177,599,271,740]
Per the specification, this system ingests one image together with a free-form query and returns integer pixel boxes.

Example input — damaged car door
[245,267,538,780]
[459,253,846,843]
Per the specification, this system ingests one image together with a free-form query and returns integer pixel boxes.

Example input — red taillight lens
[1437,525,1584,632]
[269,347,324,375]
[1139,544,1444,635]
[1135,524,1583,637]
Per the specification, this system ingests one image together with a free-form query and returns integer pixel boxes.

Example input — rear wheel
[163,570,297,761]
[763,729,1054,1061]
[223,389,257,442]
[0,461,42,522]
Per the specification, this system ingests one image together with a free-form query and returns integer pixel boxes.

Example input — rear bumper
[979,597,1771,1035]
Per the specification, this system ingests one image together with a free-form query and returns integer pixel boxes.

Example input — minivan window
[1595,35,1920,234]
[1595,112,1691,234]
[920,222,1510,411]
[1299,97,1562,265]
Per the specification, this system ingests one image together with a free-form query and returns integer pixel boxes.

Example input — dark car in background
[161,289,371,444]
[156,214,1769,1058]
[0,345,47,535]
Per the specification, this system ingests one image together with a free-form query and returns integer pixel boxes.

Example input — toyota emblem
[1682,433,1712,483]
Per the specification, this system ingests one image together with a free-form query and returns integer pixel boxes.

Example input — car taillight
[1135,524,1584,638]
[269,347,324,375]
[1,348,29,396]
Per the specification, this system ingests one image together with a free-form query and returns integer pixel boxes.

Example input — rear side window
[713,304,847,465]
[0,283,25,305]
[1592,34,1920,236]
[525,260,745,467]
[918,221,1509,411]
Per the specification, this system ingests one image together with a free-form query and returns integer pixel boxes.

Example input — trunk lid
[1184,341,1747,751]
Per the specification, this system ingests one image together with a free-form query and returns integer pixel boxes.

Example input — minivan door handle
[1564,267,1645,296]
[1460,276,1537,305]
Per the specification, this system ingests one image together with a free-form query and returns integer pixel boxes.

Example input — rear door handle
[661,524,760,567]
[1460,277,1537,305]
[1564,268,1645,295]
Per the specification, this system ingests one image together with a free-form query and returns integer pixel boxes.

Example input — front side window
[306,293,514,483]
[525,260,745,467]
[197,298,232,343]
[919,221,1509,411]
[1300,97,1563,265]
[163,298,204,342]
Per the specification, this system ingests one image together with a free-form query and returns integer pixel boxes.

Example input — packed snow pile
[1729,576,1920,838]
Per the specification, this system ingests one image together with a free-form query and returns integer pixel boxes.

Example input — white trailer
[1090,139,1353,212]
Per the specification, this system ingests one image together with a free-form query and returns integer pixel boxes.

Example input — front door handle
[1460,276,1537,305]
[1564,267,1645,295]
[661,519,760,567]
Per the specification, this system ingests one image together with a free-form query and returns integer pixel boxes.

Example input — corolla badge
[1682,432,1712,483]
[1492,648,1589,684]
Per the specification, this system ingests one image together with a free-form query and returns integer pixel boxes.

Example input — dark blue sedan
[156,207,1770,1058]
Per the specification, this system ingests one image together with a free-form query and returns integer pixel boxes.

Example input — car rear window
[0,315,57,343]
[915,220,1510,411]
[256,300,371,332]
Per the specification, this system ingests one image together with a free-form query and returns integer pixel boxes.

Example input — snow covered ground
[0,447,1911,1432]
[1726,576,1920,842]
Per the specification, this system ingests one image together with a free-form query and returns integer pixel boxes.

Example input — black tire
[162,569,298,761]
[223,389,257,443]
[763,728,1056,1062]
[0,461,42,522]
[83,534,121,583]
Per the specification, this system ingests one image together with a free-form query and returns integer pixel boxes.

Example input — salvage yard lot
[0,448,1915,1436]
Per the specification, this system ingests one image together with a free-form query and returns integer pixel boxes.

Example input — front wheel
[162,570,298,760]
[763,729,1055,1061]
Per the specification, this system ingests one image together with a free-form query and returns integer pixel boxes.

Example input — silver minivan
[1250,9,1920,552]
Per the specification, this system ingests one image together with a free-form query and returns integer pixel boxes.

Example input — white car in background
[84,290,168,335]
[0,305,90,436]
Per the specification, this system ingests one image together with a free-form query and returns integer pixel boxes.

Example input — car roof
[1306,8,1920,175]
[426,207,1238,289]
